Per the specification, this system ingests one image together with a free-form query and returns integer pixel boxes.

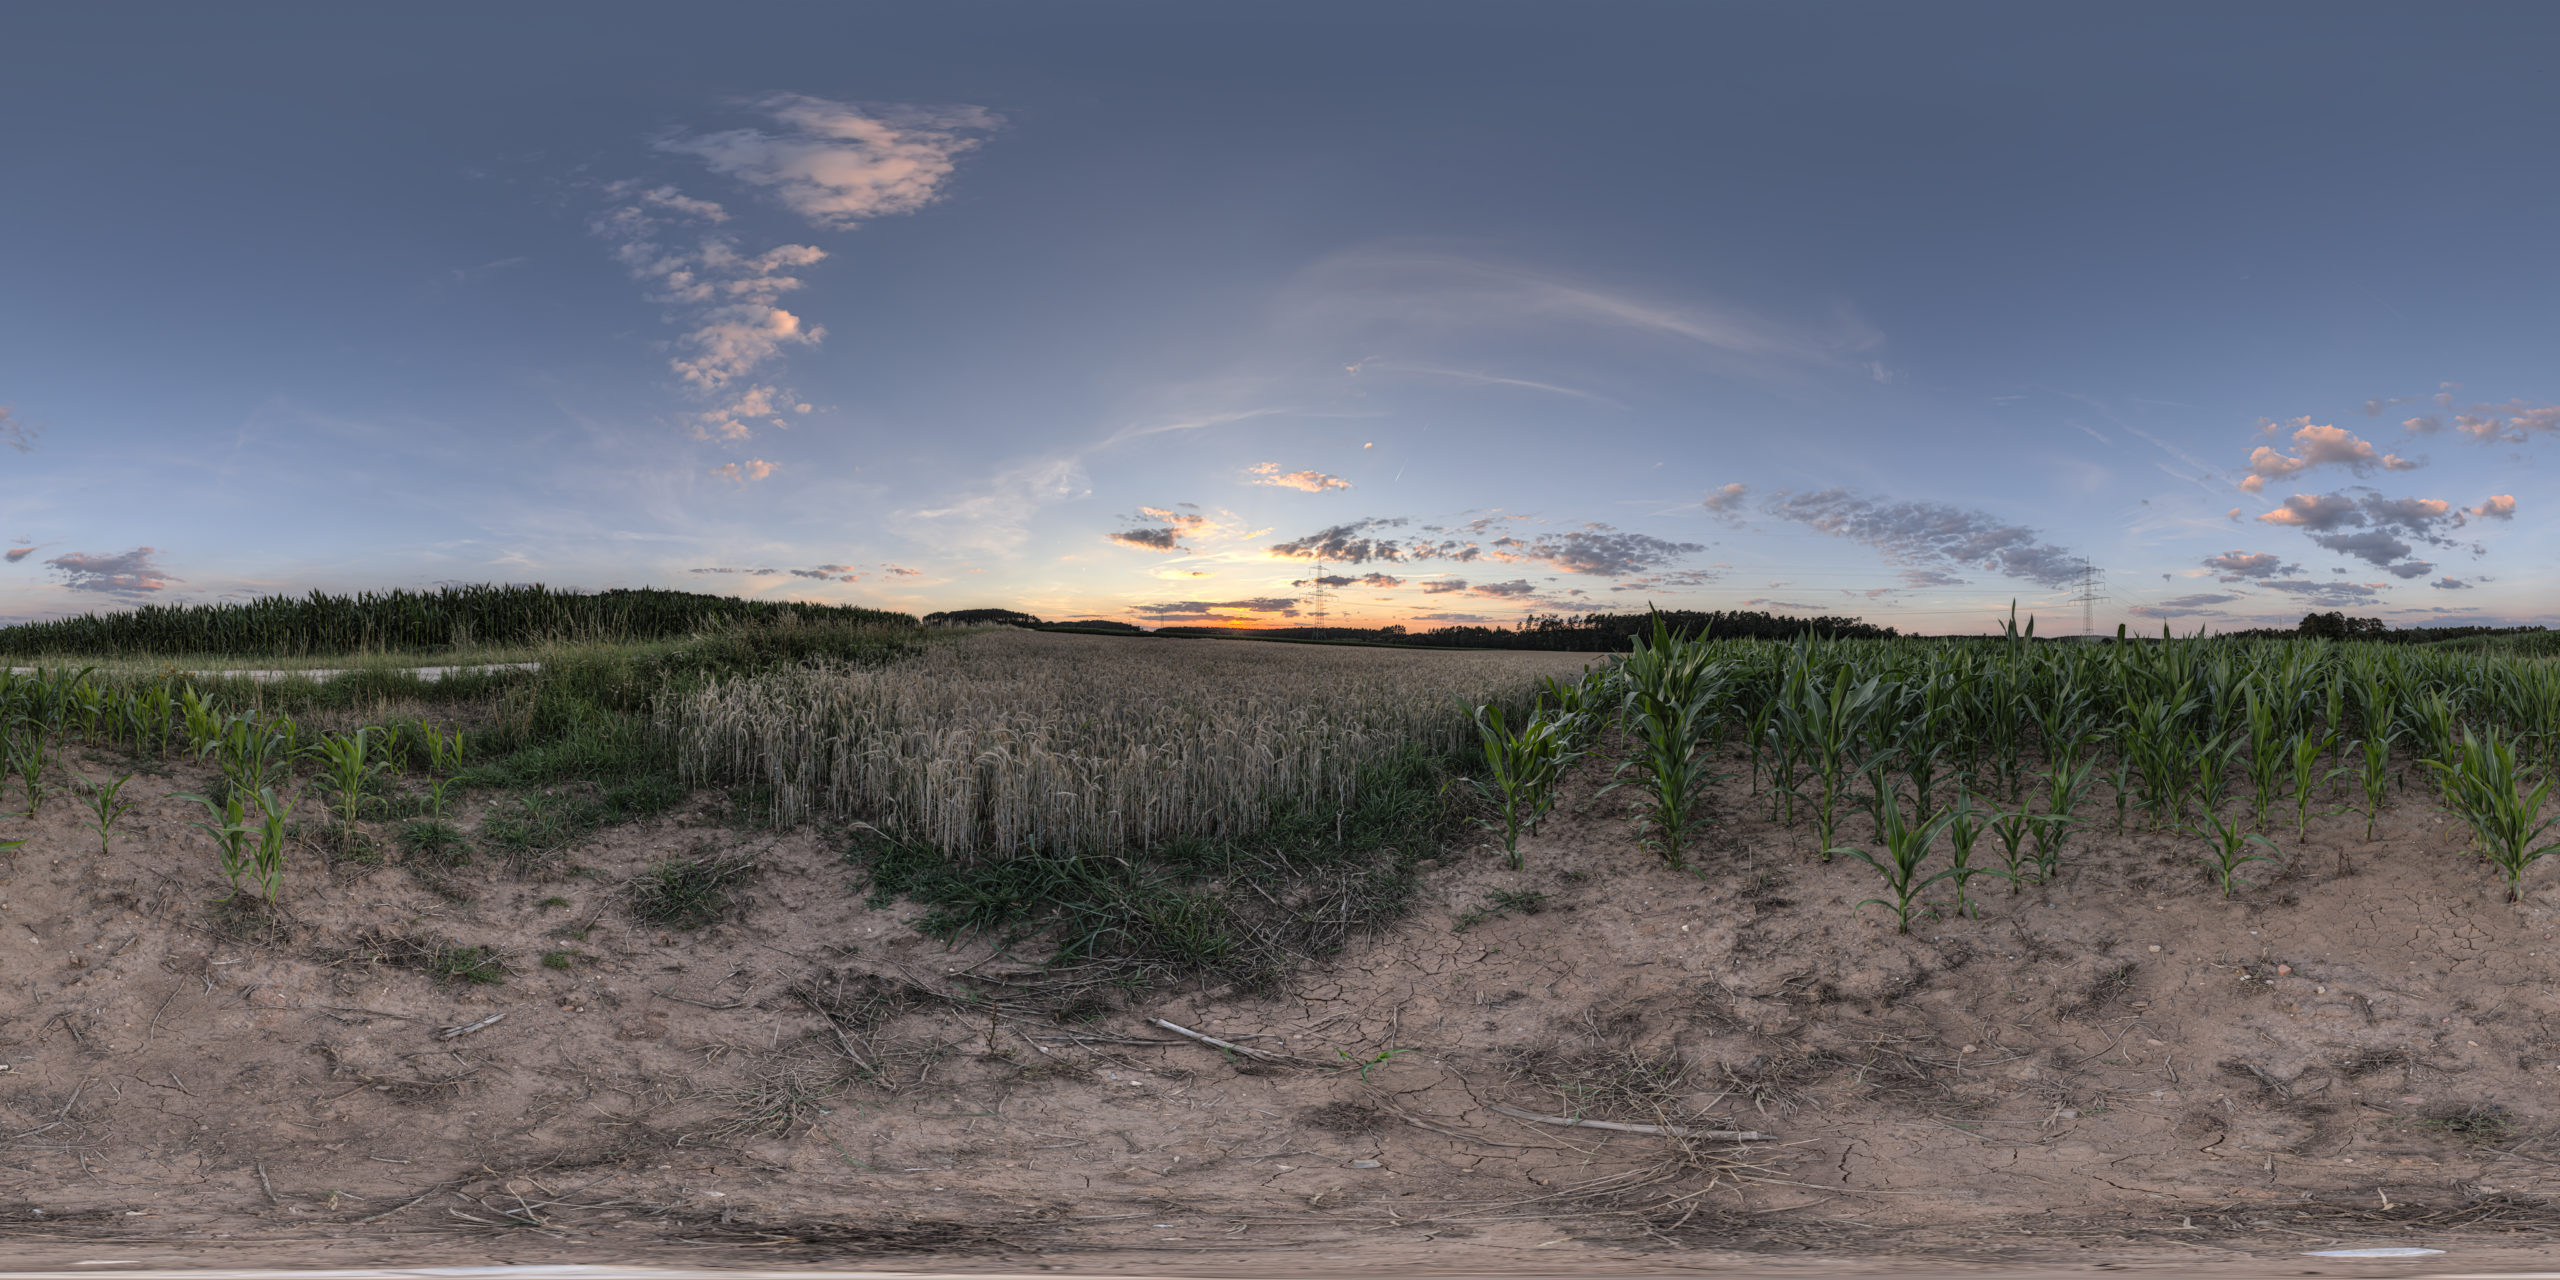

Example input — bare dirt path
[7,744,2560,1271]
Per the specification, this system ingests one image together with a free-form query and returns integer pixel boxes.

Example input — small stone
[1960,1045,1977,1054]
[2148,945,2162,953]
[2276,964,2292,976]
[1350,1160,1382,1169]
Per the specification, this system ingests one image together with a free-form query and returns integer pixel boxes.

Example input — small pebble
[2276,964,2292,976]
[1960,1044,1977,1054]
[1349,1160,1382,1169]
[2147,945,2161,953]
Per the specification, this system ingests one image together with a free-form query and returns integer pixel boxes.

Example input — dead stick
[434,1010,506,1041]
[1489,1102,1772,1141]
[1151,1017,1287,1063]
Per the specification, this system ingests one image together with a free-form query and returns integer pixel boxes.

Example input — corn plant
[179,687,223,758]
[1782,666,1892,858]
[2242,690,2288,832]
[1604,616,1728,867]
[2187,807,2283,898]
[2287,726,2342,840]
[179,788,255,900]
[2184,729,2236,827]
[135,683,177,758]
[205,714,296,796]
[78,772,139,855]
[2428,728,2560,903]
[1460,703,1578,869]
[1833,786,1960,935]
[2032,755,2099,883]
[2355,729,2396,840]
[309,728,390,830]
[1937,791,2007,918]
[1984,807,2056,893]
[7,722,53,819]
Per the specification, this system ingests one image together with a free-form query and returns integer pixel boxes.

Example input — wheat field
[662,630,1591,859]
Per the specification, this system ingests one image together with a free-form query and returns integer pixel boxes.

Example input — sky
[5,2,2559,635]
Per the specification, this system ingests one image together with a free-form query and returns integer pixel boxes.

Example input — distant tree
[922,608,1043,628]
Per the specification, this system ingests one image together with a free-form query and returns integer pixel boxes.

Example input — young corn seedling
[8,722,56,819]
[2187,807,2283,898]
[311,728,391,830]
[2031,755,2099,884]
[1602,614,1728,867]
[248,786,290,903]
[1460,702,1577,870]
[179,687,223,759]
[2288,726,2343,840]
[79,772,139,856]
[2109,754,2137,833]
[178,788,257,901]
[1937,791,2008,919]
[2355,729,2397,840]
[1984,807,2057,894]
[2428,727,2560,903]
[2242,690,2287,832]
[1831,786,1959,935]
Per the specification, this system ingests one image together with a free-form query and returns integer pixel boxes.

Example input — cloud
[1108,528,1180,552]
[1703,482,1748,515]
[2431,577,2473,590]
[2202,550,2299,581]
[4,546,33,563]
[881,564,923,577]
[1264,516,1699,578]
[1266,517,1413,564]
[2395,393,2560,443]
[655,94,1001,230]
[1484,526,1704,576]
[1293,572,1403,588]
[1421,579,1468,594]
[1106,505,1218,554]
[47,547,177,595]
[2470,494,2518,520]
[2360,397,2407,418]
[909,456,1092,555]
[708,458,777,485]
[1741,598,1832,611]
[1468,579,1537,598]
[2382,453,2422,471]
[1247,462,1352,492]
[2257,493,2358,531]
[1135,597,1301,621]
[2239,419,2402,492]
[1768,489,2084,588]
[596,95,995,454]
[2310,528,2413,568]
[2260,578,2383,605]
[1610,568,1726,593]
[0,405,36,453]
[788,564,860,582]
[2382,559,2436,579]
[2129,592,2242,618]
[691,383,812,443]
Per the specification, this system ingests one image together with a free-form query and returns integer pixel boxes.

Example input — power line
[2073,560,2108,636]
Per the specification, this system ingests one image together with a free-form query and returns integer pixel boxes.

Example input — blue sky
[6,2,2557,634]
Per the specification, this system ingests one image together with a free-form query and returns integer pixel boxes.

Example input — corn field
[663,630,1593,858]
[0,584,916,659]
[1478,613,2560,909]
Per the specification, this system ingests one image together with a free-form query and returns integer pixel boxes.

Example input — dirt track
[6,740,2560,1271]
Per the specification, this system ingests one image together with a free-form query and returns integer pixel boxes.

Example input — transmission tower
[1306,558,1334,632]
[2074,560,2107,637]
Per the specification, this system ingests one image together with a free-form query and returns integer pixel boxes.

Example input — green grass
[851,745,1461,990]
[628,852,757,929]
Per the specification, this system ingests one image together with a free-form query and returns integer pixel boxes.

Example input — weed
[541,949,576,970]
[628,852,757,929]
[396,819,470,868]
[2188,807,2283,898]
[1453,887,1551,932]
